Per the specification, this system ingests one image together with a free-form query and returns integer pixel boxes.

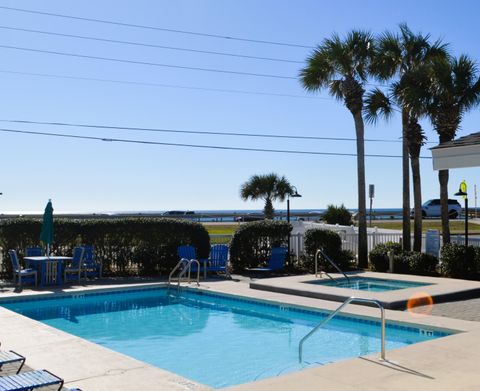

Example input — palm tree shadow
[359,357,435,380]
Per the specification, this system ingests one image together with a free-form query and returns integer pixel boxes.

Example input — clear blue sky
[1,0,479,213]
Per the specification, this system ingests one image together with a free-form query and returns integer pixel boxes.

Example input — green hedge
[303,228,355,272]
[440,243,479,279]
[369,242,402,272]
[0,218,210,277]
[229,220,291,272]
[369,242,438,276]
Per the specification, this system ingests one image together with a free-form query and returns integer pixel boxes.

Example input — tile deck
[1,275,480,390]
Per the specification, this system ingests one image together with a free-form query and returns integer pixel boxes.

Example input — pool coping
[249,271,480,309]
[1,279,480,390]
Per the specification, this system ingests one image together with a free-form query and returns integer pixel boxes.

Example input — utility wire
[0,45,387,88]
[0,69,324,100]
[0,25,303,64]
[0,44,297,80]
[0,127,433,158]
[0,119,407,143]
[0,5,314,49]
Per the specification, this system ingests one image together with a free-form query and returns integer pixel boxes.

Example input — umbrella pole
[47,243,50,257]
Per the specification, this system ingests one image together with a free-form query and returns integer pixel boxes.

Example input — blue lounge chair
[82,245,102,279]
[0,369,63,391]
[8,250,37,288]
[247,247,288,273]
[0,343,25,375]
[177,245,207,276]
[207,245,229,278]
[64,247,85,283]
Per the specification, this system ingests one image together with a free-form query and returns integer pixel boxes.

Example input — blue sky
[1,0,479,213]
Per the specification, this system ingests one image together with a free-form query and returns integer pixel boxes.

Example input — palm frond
[299,47,335,92]
[371,30,402,80]
[363,88,394,124]
[329,79,344,100]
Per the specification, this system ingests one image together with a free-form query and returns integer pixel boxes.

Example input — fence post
[388,251,394,273]
[372,226,378,249]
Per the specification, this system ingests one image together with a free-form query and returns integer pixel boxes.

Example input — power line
[0,119,405,143]
[0,127,433,158]
[0,69,324,100]
[0,44,297,80]
[0,5,314,49]
[0,25,303,64]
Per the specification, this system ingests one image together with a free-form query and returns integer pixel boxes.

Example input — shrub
[368,242,438,275]
[303,228,355,272]
[0,218,210,277]
[321,204,352,226]
[369,242,402,272]
[229,220,291,272]
[404,252,438,276]
[440,243,478,279]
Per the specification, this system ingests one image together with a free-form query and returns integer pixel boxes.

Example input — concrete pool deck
[250,271,480,309]
[0,278,480,390]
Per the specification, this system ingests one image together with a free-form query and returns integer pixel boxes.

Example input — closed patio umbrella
[40,199,54,256]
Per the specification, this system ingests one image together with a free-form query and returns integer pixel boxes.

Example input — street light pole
[455,180,468,251]
[465,197,469,248]
[287,187,301,266]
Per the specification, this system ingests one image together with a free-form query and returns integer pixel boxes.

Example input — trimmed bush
[321,204,353,226]
[369,242,402,272]
[229,220,291,271]
[369,242,438,276]
[440,243,478,279]
[303,228,355,272]
[404,252,438,276]
[0,218,210,277]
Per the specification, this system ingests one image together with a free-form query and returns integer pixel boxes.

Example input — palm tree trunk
[439,169,450,244]
[264,198,274,220]
[353,111,368,268]
[411,156,423,251]
[402,109,411,251]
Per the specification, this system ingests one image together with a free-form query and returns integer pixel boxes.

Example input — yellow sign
[460,180,467,199]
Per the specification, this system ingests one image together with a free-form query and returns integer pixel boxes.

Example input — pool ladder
[315,248,350,282]
[168,258,200,289]
[298,296,386,363]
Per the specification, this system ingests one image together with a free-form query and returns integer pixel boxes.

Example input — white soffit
[432,144,480,170]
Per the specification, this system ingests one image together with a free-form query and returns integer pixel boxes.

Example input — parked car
[235,213,264,222]
[162,210,195,216]
[411,199,461,219]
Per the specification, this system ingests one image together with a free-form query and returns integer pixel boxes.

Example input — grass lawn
[204,220,480,235]
[373,220,480,234]
[203,224,239,235]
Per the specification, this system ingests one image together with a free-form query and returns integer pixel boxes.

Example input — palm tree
[366,24,448,252]
[240,173,294,219]
[300,30,374,268]
[400,56,480,244]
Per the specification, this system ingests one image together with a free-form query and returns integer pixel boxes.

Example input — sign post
[369,184,375,228]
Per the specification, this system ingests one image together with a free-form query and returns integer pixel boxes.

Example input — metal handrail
[315,248,350,281]
[168,258,200,287]
[298,296,386,363]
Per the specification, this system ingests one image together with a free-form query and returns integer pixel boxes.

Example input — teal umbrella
[40,199,54,256]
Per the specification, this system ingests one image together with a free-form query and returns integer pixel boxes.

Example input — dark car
[162,210,195,216]
[235,214,264,222]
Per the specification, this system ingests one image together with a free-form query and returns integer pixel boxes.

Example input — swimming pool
[1,288,448,388]
[306,277,431,292]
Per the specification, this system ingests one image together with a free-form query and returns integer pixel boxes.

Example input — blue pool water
[1,288,448,388]
[306,277,431,292]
